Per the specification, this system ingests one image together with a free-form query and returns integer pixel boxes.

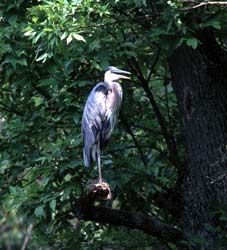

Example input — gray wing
[82,82,110,167]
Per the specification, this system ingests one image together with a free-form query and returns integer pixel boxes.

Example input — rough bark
[79,206,183,241]
[71,179,184,244]
[168,30,227,249]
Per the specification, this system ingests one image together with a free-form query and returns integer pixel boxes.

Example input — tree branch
[21,224,33,250]
[62,180,185,245]
[147,48,161,83]
[30,82,52,100]
[120,112,147,167]
[102,241,167,249]
[0,101,24,116]
[60,172,186,247]
[128,57,181,169]
[181,1,227,10]
[142,84,180,169]
[74,204,183,243]
[118,33,181,168]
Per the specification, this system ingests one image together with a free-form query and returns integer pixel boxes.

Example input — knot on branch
[76,179,112,219]
[85,179,112,201]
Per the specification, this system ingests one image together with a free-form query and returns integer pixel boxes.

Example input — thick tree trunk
[168,32,227,249]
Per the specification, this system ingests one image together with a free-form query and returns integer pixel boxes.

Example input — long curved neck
[112,81,123,101]
[104,71,123,100]
[104,79,117,85]
[104,71,117,84]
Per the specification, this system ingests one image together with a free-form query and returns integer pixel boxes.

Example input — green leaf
[72,0,82,4]
[33,31,45,44]
[33,96,43,107]
[49,199,56,212]
[34,205,45,218]
[202,20,221,30]
[89,40,100,51]
[1,56,27,68]
[186,38,199,49]
[34,156,47,164]
[36,52,48,62]
[150,28,173,37]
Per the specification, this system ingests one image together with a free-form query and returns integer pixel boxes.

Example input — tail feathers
[83,147,91,167]
[83,144,97,167]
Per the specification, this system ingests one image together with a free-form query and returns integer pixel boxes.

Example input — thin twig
[101,241,166,249]
[0,101,24,115]
[129,58,180,169]
[21,224,33,250]
[147,48,161,83]
[120,112,147,167]
[181,1,227,10]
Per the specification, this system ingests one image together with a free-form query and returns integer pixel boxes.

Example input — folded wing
[82,82,112,167]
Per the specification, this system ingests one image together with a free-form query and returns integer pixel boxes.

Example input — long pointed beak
[117,74,131,80]
[113,69,131,80]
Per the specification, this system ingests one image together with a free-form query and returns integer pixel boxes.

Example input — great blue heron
[82,66,131,183]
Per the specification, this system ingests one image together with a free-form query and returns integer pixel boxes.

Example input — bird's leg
[97,137,103,184]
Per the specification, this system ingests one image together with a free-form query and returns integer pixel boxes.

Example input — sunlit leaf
[66,34,73,44]
[72,33,86,42]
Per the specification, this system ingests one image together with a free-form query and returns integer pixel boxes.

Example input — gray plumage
[82,66,131,170]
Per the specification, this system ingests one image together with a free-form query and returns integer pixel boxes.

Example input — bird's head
[104,66,131,83]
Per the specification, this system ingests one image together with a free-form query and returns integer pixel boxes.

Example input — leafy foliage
[1,0,227,249]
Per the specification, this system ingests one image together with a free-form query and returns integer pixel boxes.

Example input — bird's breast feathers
[104,84,122,132]
[85,82,122,131]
